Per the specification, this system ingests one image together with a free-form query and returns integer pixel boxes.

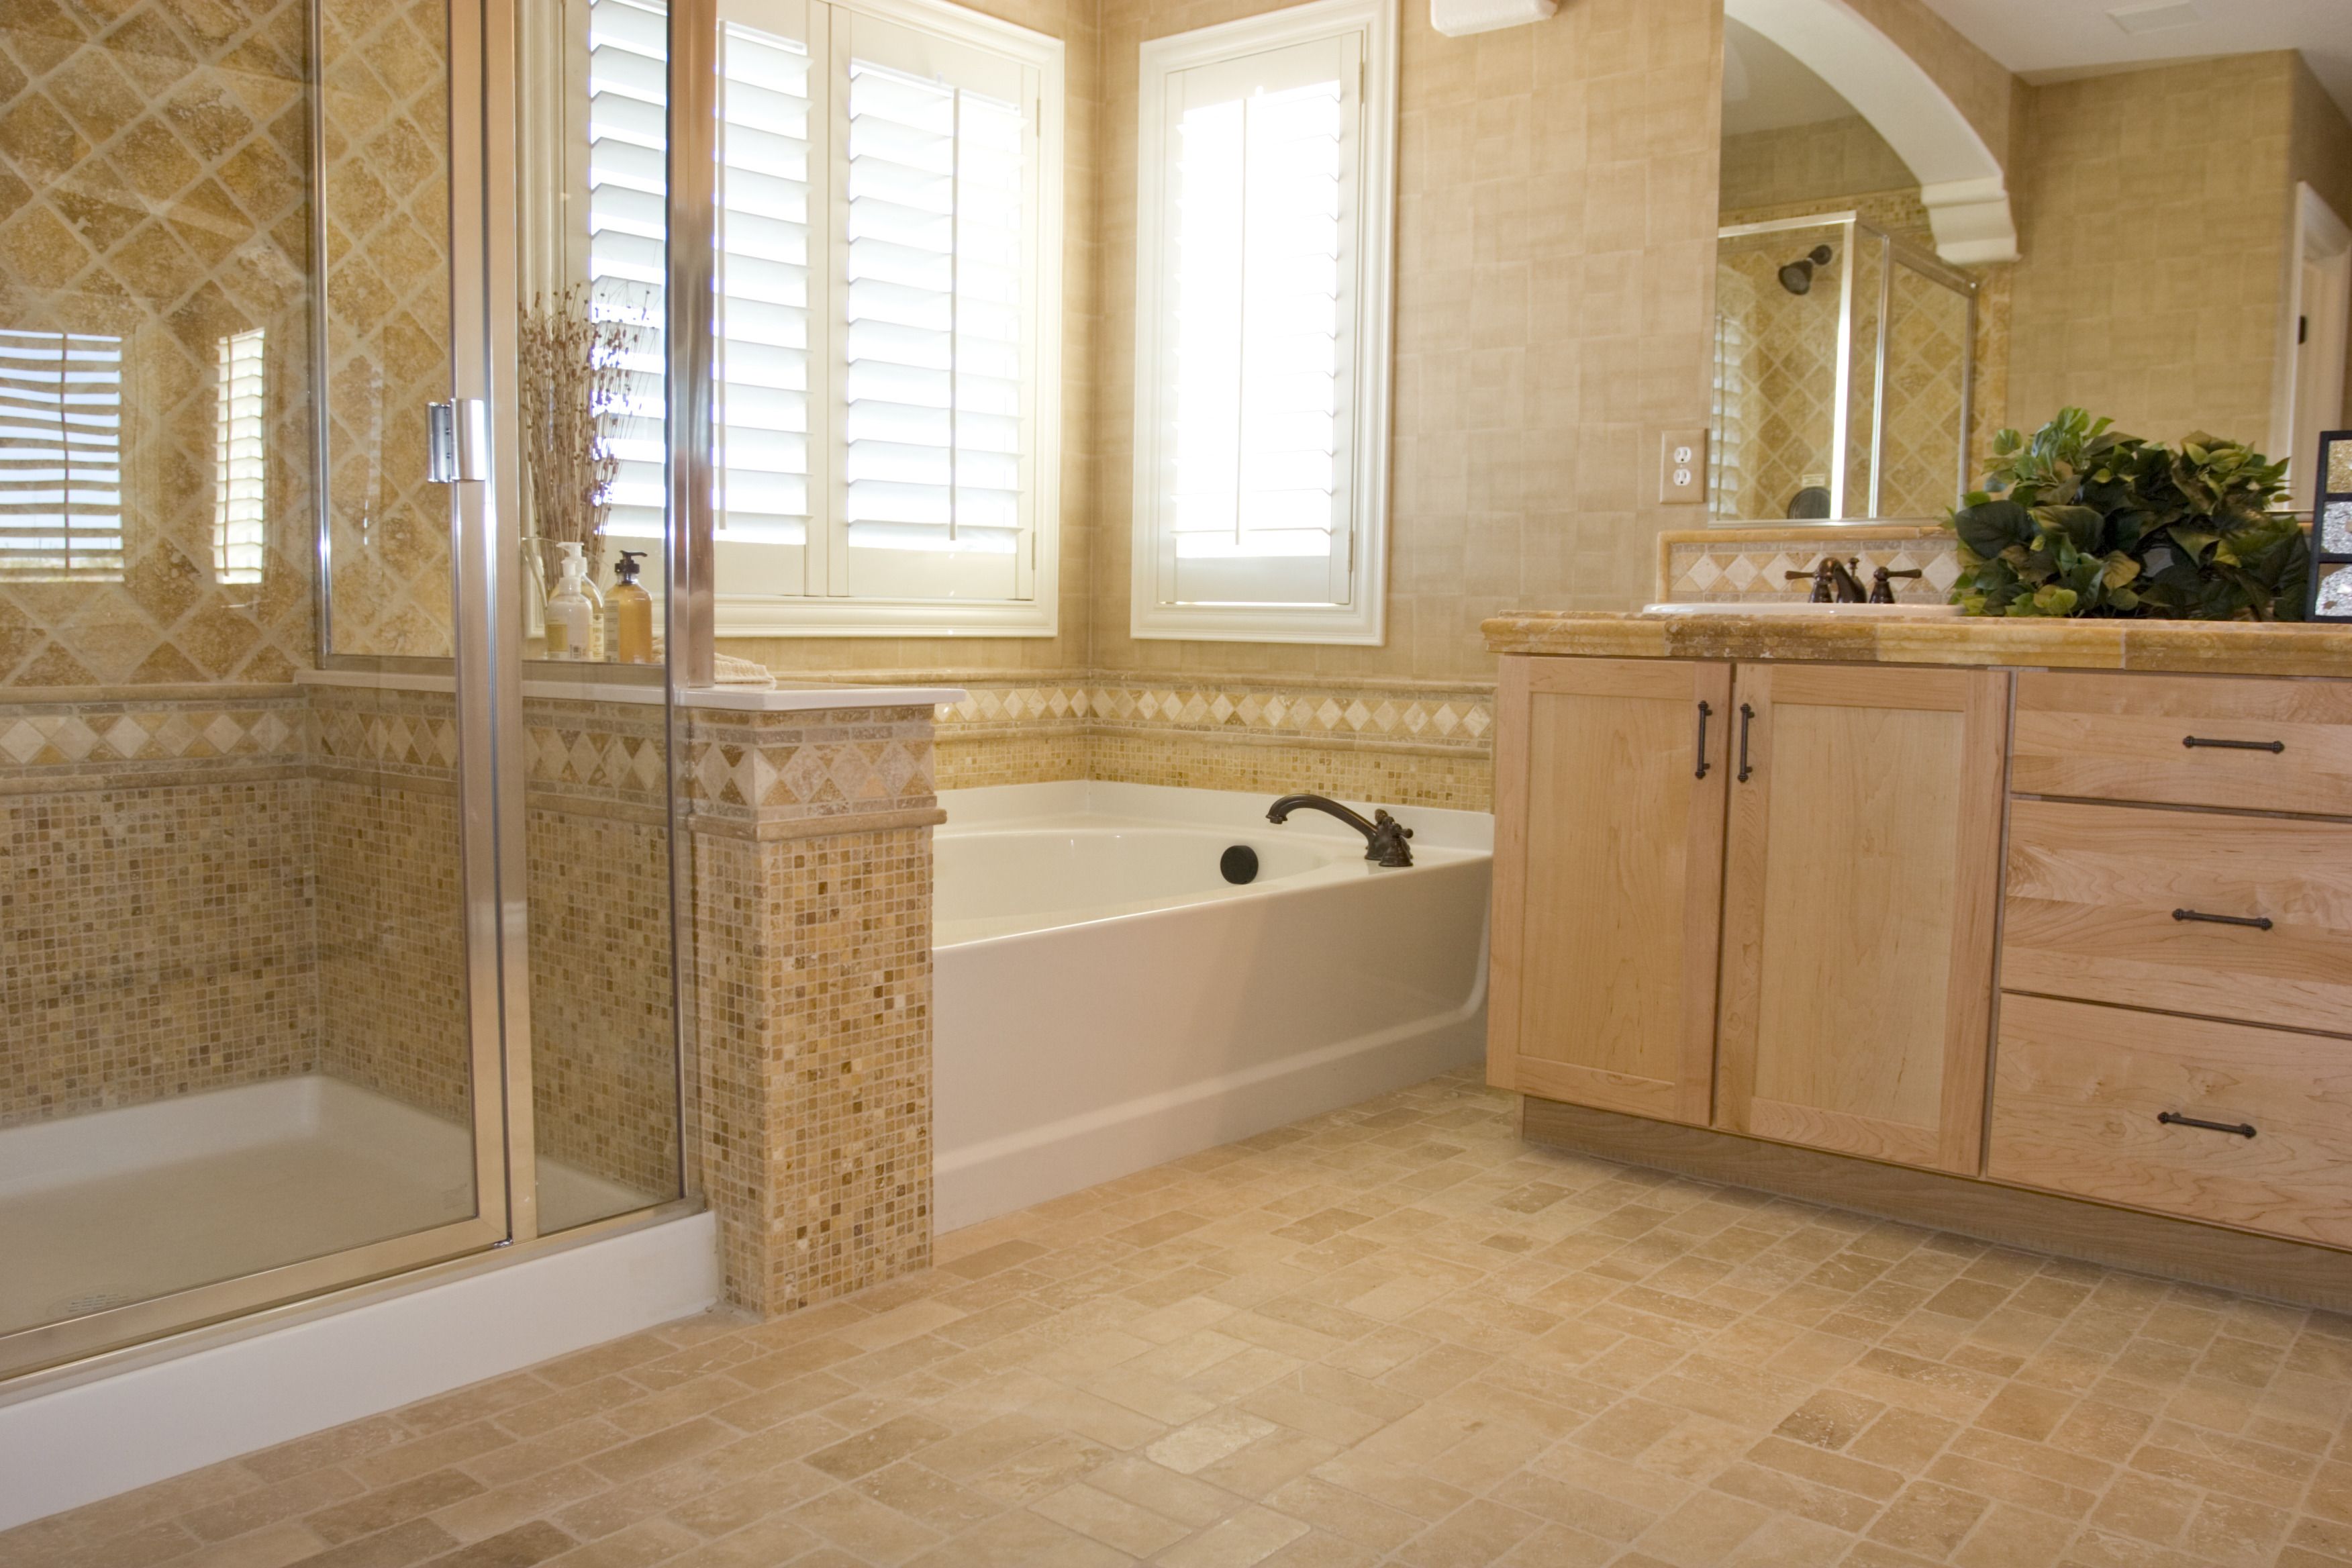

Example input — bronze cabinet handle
[1736,703,1755,783]
[1694,701,1713,780]
[2158,1111,2257,1139]
[2182,736,2285,754]
[2172,908,2274,932]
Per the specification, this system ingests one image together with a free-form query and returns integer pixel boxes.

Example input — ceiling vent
[2106,0,2201,35]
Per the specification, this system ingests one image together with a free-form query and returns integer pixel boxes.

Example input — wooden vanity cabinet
[1487,656,1730,1123]
[1712,665,2008,1174]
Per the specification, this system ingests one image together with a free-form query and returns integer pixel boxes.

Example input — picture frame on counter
[2313,429,2352,622]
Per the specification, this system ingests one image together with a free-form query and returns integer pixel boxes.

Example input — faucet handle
[1867,565,1926,605]
[1373,808,1413,839]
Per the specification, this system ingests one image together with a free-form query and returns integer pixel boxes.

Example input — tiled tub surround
[16,1067,2352,1568]
[750,668,1501,811]
[932,781,1491,1232]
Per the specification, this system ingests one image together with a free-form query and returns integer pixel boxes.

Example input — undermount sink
[1641,601,1962,618]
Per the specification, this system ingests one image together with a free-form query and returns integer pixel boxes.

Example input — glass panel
[516,0,683,1231]
[1710,223,1847,523]
[319,0,457,657]
[1843,232,1883,513]
[1877,260,1971,520]
[0,0,484,1361]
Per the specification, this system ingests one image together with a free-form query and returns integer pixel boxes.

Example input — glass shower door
[0,0,514,1380]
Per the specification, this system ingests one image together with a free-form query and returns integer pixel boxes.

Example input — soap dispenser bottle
[544,541,594,660]
[607,549,654,665]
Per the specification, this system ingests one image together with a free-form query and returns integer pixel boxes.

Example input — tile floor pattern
[10,1071,2352,1568]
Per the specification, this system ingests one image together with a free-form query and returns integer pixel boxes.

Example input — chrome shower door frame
[0,0,524,1384]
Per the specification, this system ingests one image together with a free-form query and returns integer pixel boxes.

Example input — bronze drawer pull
[2172,908,2273,931]
[1694,701,1712,780]
[2182,735,2285,753]
[2158,1111,2257,1139]
[1736,703,1756,783]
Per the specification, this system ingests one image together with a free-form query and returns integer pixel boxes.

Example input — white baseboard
[0,1211,720,1531]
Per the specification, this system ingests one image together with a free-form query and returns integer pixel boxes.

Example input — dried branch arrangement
[518,286,632,581]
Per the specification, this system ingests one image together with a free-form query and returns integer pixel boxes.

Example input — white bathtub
[932,781,1491,1230]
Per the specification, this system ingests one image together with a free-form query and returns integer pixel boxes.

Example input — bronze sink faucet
[1785,556,1868,603]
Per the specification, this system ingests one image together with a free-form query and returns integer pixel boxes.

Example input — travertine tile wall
[1720,115,1915,215]
[2007,54,2296,450]
[0,0,318,687]
[926,673,1497,808]
[722,0,1101,678]
[1093,0,1722,683]
[315,0,458,658]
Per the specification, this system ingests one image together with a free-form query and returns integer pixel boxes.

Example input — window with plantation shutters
[594,0,1062,633]
[214,328,266,585]
[1130,0,1395,644]
[0,329,124,582]
[585,0,671,542]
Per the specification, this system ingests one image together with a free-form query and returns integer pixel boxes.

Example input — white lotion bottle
[545,541,595,660]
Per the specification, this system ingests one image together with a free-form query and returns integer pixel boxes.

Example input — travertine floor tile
[7,1069,2349,1567]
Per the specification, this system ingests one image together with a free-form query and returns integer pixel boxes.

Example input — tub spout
[1267,793,1415,867]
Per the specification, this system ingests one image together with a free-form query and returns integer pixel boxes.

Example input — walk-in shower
[0,0,690,1379]
[1710,213,1978,524]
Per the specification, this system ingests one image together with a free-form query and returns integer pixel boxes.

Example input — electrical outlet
[1660,430,1706,504]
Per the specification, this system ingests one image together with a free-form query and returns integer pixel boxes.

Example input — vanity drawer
[2002,798,2352,1032]
[1988,994,2352,1246]
[2012,673,2352,817]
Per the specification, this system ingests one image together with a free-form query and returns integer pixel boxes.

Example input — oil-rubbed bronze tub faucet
[1267,794,1415,867]
[1785,556,1869,602]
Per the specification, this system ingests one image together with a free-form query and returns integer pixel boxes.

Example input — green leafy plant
[1945,408,2308,620]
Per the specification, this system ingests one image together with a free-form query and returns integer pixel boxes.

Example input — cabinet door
[1714,665,2006,1173]
[1487,656,1731,1124]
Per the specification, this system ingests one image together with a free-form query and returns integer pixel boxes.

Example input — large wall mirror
[1710,4,2352,526]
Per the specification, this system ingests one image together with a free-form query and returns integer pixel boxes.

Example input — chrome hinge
[426,399,489,483]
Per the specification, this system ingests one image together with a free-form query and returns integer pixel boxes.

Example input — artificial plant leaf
[1954,498,2035,558]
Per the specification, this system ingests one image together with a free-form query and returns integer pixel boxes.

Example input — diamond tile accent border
[0,693,311,783]
[934,678,1496,750]
[1659,526,1962,605]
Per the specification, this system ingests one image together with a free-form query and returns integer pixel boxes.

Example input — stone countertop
[1482,610,2352,679]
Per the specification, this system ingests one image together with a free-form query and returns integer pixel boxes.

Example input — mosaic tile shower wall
[522,696,681,1202]
[0,0,318,687]
[0,690,316,1128]
[309,686,470,1124]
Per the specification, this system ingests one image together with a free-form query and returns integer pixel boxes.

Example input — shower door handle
[425,399,489,483]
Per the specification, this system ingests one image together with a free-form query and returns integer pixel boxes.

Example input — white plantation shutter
[838,17,1036,604]
[587,0,670,540]
[716,19,814,578]
[1170,56,1345,598]
[1131,0,1395,644]
[577,0,1061,629]
[0,329,124,581]
[214,328,266,584]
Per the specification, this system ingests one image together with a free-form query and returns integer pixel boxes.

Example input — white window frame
[1128,0,1395,645]
[704,0,1065,638]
